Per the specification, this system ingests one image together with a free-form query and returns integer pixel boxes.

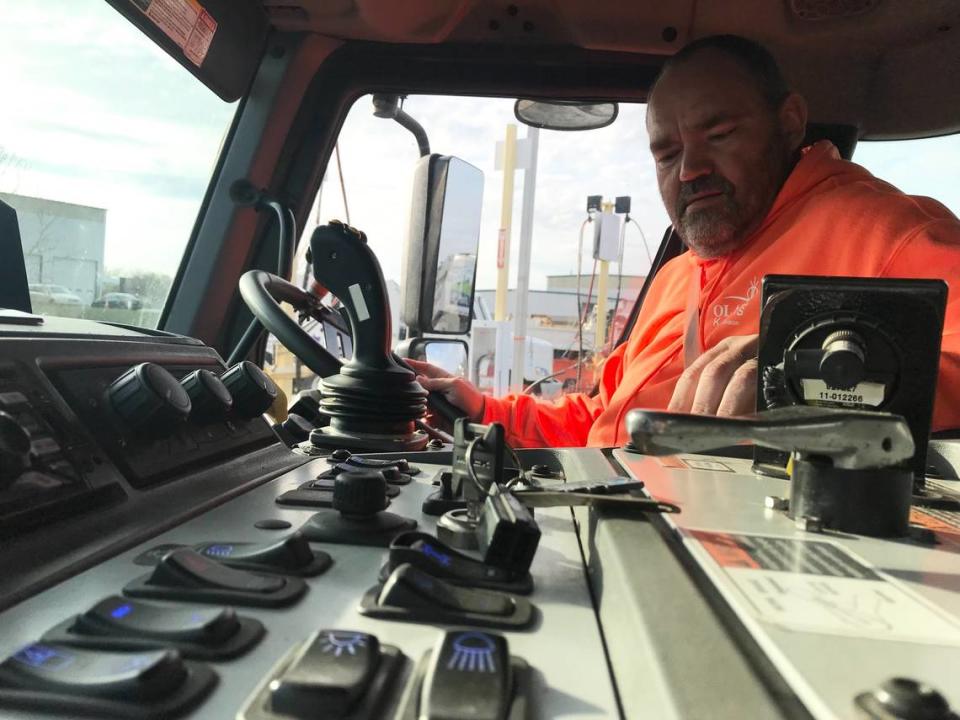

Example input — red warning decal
[690,530,761,570]
[132,0,217,67]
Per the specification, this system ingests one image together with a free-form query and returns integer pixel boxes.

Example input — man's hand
[668,334,759,416]
[406,359,486,421]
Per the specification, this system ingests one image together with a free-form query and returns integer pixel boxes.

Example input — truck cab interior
[2,1,960,719]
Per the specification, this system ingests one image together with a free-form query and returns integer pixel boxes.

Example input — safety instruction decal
[688,530,960,645]
[910,508,960,552]
[131,0,217,67]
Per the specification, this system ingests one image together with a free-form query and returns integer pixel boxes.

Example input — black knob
[220,361,278,418]
[333,470,388,517]
[107,363,192,430]
[330,449,352,463]
[856,677,951,720]
[820,330,866,389]
[181,369,233,419]
[0,410,31,483]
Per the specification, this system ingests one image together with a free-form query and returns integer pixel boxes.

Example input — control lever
[625,406,916,536]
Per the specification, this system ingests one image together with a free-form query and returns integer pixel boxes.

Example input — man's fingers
[716,359,758,416]
[668,343,729,412]
[668,334,760,414]
[406,358,451,379]
[689,354,748,415]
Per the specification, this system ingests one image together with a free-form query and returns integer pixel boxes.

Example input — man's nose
[678,143,713,183]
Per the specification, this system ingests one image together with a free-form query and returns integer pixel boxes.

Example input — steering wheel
[238,269,466,428]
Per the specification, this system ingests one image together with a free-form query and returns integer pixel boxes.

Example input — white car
[28,283,83,306]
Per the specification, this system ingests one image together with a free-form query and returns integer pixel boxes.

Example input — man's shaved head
[645,35,807,258]
[651,35,791,111]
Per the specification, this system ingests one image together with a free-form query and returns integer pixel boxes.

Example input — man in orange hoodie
[410,35,960,448]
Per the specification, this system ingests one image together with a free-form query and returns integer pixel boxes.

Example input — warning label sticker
[910,508,960,552]
[689,530,960,645]
[132,0,217,67]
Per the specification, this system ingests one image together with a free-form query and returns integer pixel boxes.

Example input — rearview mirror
[402,155,484,335]
[514,99,618,131]
[396,338,469,377]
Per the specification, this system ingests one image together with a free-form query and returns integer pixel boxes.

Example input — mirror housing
[402,155,483,335]
[396,338,469,378]
[514,99,618,131]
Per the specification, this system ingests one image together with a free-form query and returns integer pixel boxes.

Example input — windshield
[0,0,236,329]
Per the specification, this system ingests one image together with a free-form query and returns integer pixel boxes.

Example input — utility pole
[594,201,614,350]
[511,126,539,391]
[494,125,517,322]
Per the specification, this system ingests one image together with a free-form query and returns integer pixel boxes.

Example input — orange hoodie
[483,141,960,447]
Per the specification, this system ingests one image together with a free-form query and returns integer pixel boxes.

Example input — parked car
[91,292,143,310]
[28,283,82,306]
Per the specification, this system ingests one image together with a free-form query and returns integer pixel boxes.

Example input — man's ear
[778,92,808,151]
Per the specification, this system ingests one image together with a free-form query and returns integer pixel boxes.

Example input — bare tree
[0,145,26,191]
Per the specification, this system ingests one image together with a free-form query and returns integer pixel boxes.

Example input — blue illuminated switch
[269,630,379,717]
[0,643,186,702]
[76,596,240,645]
[420,631,511,720]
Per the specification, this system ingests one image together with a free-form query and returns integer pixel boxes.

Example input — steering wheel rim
[239,270,342,378]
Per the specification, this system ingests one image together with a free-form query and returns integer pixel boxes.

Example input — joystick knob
[220,361,278,418]
[333,470,388,517]
[181,369,233,419]
[107,363,192,431]
[0,410,31,484]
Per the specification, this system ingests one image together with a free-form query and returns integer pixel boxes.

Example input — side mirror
[396,338,469,377]
[402,155,483,335]
[514,99,618,131]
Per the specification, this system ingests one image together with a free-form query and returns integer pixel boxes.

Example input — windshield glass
[0,0,236,329]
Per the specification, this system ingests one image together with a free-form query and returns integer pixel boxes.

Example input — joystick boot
[298,469,417,547]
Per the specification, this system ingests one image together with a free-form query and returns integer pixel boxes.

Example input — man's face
[646,50,794,258]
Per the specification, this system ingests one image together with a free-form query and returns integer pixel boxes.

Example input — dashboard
[1,316,960,719]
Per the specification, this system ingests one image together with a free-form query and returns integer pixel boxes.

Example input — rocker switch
[0,643,186,702]
[153,548,284,593]
[420,631,511,720]
[76,596,239,645]
[269,630,379,718]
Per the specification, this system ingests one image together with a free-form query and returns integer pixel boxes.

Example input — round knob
[107,363,192,430]
[329,449,352,463]
[858,677,951,720]
[220,361,278,418]
[181,369,233,419]
[332,470,388,517]
[819,330,866,389]
[0,410,31,483]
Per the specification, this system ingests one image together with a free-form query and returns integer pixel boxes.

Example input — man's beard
[676,175,742,259]
[675,136,792,259]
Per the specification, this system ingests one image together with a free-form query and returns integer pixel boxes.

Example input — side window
[264,95,668,401]
[1,1,236,329]
[854,136,960,218]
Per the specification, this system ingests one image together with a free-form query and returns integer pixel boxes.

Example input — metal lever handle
[624,405,914,470]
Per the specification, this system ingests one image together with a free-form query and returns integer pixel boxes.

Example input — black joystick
[307,222,428,453]
[297,468,417,547]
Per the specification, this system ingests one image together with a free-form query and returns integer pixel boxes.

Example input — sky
[4,0,960,298]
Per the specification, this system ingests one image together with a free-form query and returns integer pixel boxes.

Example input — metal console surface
[0,454,621,719]
[610,448,960,720]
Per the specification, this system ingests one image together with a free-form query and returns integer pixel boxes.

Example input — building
[1,192,107,306]
[475,273,646,354]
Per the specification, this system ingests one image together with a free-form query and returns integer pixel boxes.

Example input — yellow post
[495,124,518,321]
[594,201,614,349]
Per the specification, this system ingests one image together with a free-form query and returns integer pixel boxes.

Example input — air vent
[788,0,881,21]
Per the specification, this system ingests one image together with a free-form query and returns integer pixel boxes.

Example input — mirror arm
[394,108,431,157]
